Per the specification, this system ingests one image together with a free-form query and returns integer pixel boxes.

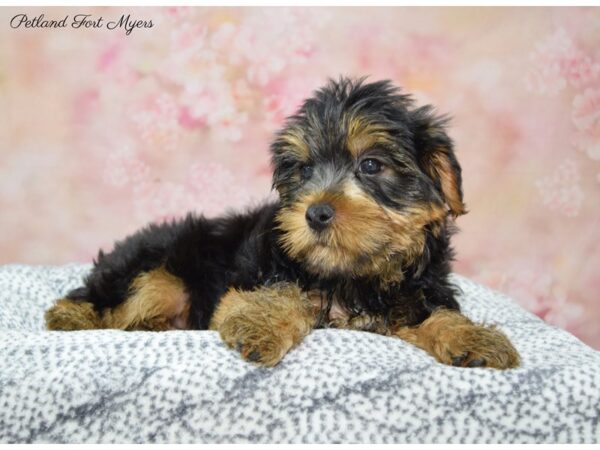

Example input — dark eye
[358,158,383,175]
[300,164,313,180]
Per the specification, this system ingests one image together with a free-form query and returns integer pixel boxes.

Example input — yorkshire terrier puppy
[45,78,520,369]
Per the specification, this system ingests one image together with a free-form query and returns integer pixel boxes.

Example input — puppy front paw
[395,309,520,370]
[435,324,520,369]
[218,313,293,367]
[210,284,315,367]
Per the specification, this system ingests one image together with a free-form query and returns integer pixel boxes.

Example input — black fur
[65,77,462,329]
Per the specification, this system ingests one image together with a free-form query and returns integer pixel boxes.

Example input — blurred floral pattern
[1,7,599,348]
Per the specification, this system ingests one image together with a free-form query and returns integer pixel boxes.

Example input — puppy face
[271,78,466,280]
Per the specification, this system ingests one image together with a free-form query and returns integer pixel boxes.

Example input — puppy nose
[306,203,335,231]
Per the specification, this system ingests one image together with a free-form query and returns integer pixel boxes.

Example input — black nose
[305,203,335,231]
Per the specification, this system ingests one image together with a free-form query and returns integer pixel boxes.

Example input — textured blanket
[0,264,599,443]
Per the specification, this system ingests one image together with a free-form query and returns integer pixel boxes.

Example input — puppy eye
[358,158,383,175]
[300,165,314,180]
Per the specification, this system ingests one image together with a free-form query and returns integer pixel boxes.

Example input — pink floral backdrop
[1,7,599,348]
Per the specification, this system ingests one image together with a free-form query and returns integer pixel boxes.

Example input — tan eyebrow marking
[346,115,394,157]
[277,127,310,160]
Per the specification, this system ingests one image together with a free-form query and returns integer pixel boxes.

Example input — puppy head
[271,77,466,280]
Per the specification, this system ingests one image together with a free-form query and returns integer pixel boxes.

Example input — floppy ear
[412,106,467,217]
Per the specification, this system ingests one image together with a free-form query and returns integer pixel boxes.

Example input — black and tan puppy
[45,78,520,369]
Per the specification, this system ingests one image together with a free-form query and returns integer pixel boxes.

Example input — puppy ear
[412,106,467,217]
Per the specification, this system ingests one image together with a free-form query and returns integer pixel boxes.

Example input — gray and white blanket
[0,264,599,443]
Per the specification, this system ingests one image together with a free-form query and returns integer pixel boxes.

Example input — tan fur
[425,151,466,217]
[44,267,190,331]
[276,179,447,283]
[392,308,520,369]
[329,313,389,334]
[278,127,310,160]
[45,299,103,330]
[210,283,316,367]
[346,116,394,157]
[104,268,190,330]
[384,202,447,270]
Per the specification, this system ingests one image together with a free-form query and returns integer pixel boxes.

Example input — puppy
[45,77,520,369]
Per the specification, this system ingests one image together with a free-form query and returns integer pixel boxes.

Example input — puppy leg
[210,283,316,367]
[45,299,103,330]
[45,267,190,331]
[393,308,520,369]
[102,267,190,330]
